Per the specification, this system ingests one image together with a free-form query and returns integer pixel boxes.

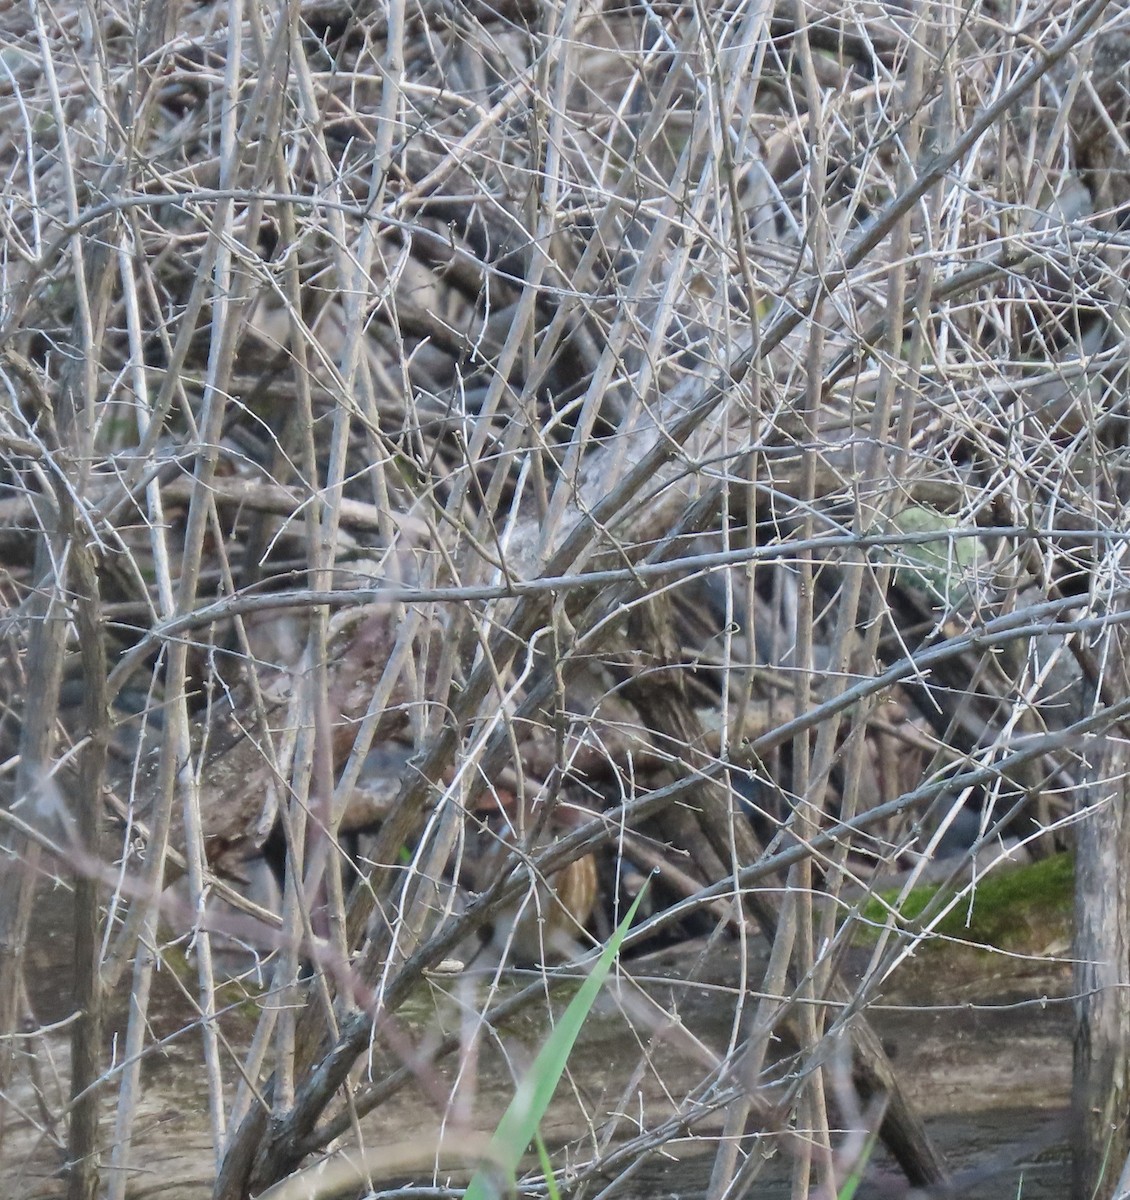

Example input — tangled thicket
[1,0,1129,1197]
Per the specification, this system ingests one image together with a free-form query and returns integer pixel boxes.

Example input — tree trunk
[1073,731,1130,1200]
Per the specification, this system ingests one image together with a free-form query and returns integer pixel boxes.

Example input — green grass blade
[464,887,647,1200]
[534,1131,561,1200]
[837,1123,881,1200]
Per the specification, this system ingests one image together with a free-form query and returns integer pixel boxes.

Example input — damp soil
[1,880,1074,1199]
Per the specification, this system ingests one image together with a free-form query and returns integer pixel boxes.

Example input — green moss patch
[852,852,1073,955]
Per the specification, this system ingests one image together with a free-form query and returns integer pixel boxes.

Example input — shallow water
[613,1107,1068,1199]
